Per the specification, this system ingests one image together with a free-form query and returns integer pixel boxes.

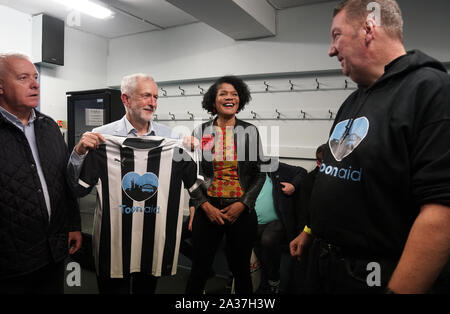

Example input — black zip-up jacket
[310,50,450,258]
[0,110,81,279]
[269,162,307,241]
[191,118,266,211]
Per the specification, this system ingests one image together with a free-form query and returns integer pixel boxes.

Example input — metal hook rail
[153,109,336,122]
[158,78,356,98]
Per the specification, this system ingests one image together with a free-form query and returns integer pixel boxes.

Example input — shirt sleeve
[179,147,207,208]
[75,148,100,197]
[411,72,450,208]
[67,148,87,188]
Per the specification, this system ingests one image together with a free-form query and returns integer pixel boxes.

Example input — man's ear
[364,17,376,45]
[121,93,129,108]
[0,80,4,96]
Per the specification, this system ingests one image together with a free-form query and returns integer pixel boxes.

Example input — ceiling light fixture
[52,0,114,19]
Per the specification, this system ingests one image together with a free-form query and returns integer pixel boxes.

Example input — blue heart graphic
[329,117,369,161]
[122,172,159,202]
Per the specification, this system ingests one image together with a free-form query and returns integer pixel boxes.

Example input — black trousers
[0,261,65,294]
[185,199,257,294]
[254,219,284,283]
[303,238,396,294]
[179,216,194,261]
[97,273,158,294]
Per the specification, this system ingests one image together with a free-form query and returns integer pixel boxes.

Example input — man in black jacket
[291,0,450,294]
[253,160,306,293]
[0,53,82,294]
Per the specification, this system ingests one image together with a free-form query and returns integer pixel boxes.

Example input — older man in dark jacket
[0,53,81,294]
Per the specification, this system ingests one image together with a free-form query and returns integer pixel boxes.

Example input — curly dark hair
[201,75,251,115]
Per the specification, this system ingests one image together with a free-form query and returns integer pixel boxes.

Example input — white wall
[106,1,339,85]
[0,5,108,122]
[0,5,32,55]
[39,27,108,121]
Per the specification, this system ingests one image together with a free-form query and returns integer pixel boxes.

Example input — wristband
[303,225,312,235]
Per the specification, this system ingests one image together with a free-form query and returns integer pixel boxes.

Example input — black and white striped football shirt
[77,134,202,278]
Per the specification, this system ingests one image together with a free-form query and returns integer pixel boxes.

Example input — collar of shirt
[0,106,36,131]
[123,115,155,137]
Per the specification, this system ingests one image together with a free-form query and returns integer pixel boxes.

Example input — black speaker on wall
[32,14,65,66]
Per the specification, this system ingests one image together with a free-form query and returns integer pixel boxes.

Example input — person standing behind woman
[185,76,266,294]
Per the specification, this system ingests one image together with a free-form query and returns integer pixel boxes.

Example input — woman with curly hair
[185,75,266,294]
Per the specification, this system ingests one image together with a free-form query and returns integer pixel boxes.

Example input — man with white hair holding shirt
[70,73,179,158]
[68,73,184,294]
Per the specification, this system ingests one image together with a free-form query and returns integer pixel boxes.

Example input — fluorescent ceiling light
[53,0,114,19]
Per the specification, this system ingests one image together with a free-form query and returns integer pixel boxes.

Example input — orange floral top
[207,126,244,198]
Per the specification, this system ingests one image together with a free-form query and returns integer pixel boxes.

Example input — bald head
[0,53,32,81]
[0,53,40,119]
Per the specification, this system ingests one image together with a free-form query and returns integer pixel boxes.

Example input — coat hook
[169,112,176,120]
[251,110,257,119]
[178,86,185,96]
[345,79,348,89]
[154,113,158,121]
[328,110,334,119]
[187,111,194,120]
[160,88,167,97]
[264,81,269,92]
[316,78,320,90]
[198,85,205,95]
[300,110,306,119]
[289,80,294,91]
[275,109,281,119]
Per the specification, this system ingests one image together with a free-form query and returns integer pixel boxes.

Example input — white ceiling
[0,0,336,39]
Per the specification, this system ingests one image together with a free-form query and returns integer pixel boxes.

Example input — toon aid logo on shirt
[329,117,369,161]
[121,172,159,202]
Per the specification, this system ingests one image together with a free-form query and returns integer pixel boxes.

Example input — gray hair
[333,0,403,42]
[0,52,32,80]
[120,73,155,97]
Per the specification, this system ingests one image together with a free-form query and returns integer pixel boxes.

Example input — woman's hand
[188,206,195,231]
[201,202,226,225]
[221,202,247,224]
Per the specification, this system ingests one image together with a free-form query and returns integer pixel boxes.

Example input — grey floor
[63,258,231,294]
[71,193,295,294]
